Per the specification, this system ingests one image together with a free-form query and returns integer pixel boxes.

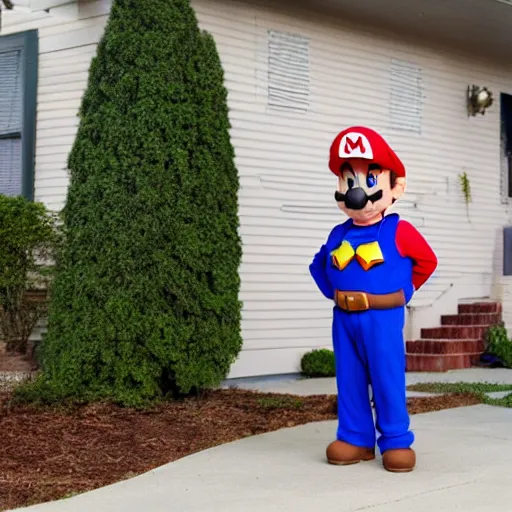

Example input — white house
[2,0,512,378]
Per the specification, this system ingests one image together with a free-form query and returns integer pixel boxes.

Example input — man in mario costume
[309,126,437,473]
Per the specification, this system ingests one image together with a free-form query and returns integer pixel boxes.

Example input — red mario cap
[329,126,406,178]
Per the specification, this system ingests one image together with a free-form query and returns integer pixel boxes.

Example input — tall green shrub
[36,0,242,405]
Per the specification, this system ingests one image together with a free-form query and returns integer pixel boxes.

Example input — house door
[500,93,512,201]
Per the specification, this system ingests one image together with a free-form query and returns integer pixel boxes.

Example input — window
[0,30,38,199]
[500,93,512,202]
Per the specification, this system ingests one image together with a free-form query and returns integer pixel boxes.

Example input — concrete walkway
[12,405,512,512]
[225,368,512,397]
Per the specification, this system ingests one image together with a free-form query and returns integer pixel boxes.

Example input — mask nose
[345,188,368,210]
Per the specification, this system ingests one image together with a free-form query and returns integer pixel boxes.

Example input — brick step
[406,339,485,355]
[441,313,501,326]
[420,325,489,340]
[458,302,502,315]
[406,353,480,372]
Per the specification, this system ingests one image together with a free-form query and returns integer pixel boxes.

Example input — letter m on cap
[339,132,373,159]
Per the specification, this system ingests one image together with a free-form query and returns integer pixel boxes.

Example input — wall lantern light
[467,85,493,116]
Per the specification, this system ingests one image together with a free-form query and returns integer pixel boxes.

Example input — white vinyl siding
[3,0,512,377]
[191,1,512,376]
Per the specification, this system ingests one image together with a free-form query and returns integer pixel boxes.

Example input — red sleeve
[395,220,437,291]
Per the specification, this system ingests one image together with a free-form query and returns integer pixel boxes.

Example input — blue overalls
[310,213,414,453]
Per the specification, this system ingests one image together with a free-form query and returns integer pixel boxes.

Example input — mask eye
[366,173,377,188]
[342,168,356,190]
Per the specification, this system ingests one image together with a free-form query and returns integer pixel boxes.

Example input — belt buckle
[338,291,370,312]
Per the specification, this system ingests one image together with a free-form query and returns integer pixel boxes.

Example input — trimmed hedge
[31,0,242,406]
[301,349,336,378]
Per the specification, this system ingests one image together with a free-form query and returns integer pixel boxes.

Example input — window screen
[0,30,38,200]
[0,49,23,196]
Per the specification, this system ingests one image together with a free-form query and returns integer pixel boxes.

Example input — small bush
[256,396,303,410]
[0,196,58,354]
[485,324,512,368]
[301,349,336,378]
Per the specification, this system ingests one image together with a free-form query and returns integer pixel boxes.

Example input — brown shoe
[383,448,416,473]
[326,440,375,466]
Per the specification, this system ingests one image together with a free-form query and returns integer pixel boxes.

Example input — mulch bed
[0,343,35,373]
[0,390,480,511]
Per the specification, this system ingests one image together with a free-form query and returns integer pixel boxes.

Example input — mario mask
[329,127,406,226]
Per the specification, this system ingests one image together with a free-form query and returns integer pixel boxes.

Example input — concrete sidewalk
[225,368,512,397]
[12,405,512,512]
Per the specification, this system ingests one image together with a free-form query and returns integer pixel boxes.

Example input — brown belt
[334,289,405,312]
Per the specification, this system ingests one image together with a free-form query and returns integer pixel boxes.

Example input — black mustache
[335,189,383,203]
